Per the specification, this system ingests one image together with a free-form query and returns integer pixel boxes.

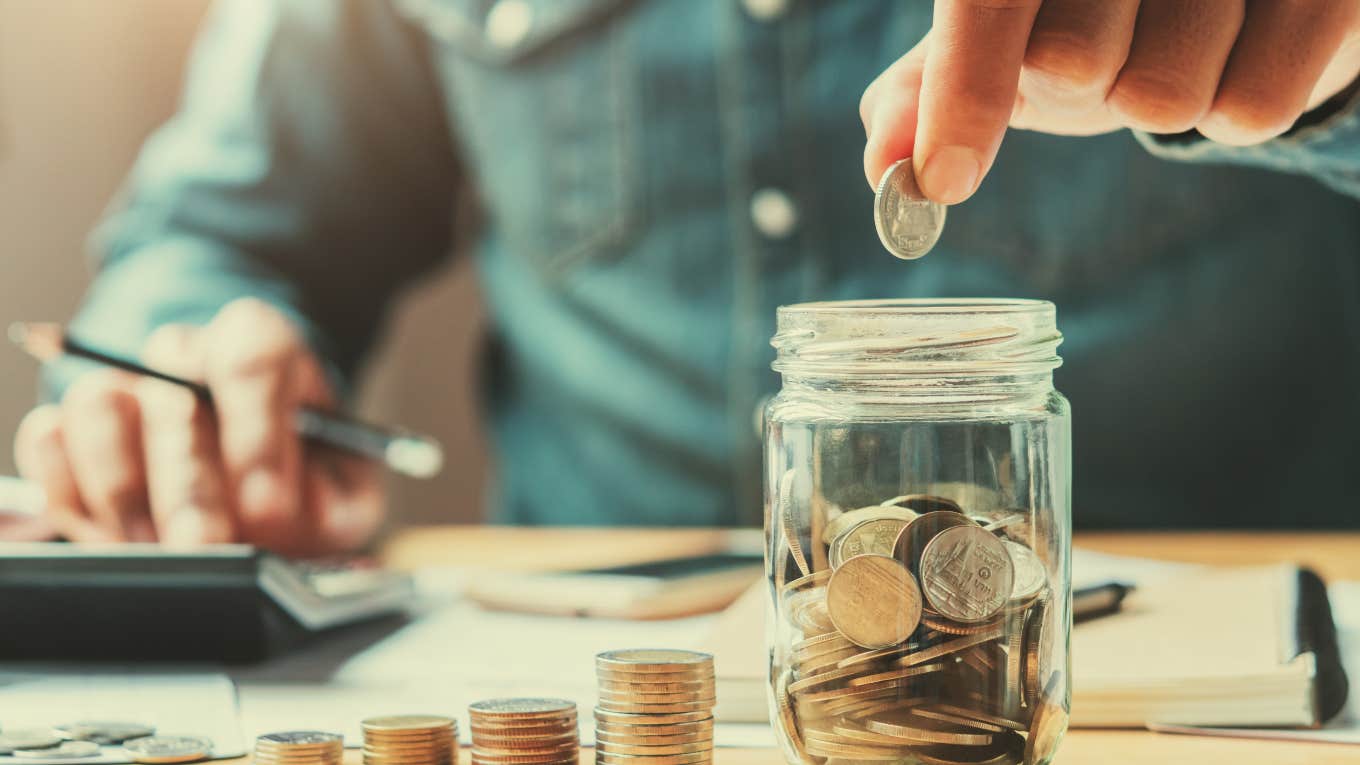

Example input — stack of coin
[254,732,343,765]
[773,490,1063,765]
[362,715,458,765]
[467,699,578,765]
[594,649,715,765]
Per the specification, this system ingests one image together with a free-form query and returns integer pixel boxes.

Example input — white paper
[0,672,245,763]
[1147,580,1360,745]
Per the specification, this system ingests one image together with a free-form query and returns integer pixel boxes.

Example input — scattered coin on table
[14,741,101,759]
[56,722,156,746]
[122,735,213,764]
[0,730,63,754]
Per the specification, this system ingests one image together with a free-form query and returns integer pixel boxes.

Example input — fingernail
[126,514,157,543]
[920,145,982,204]
[241,468,283,519]
[164,507,207,547]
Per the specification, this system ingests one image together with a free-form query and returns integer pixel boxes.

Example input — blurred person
[9,0,1360,555]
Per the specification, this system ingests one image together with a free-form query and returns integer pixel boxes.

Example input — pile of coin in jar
[362,715,458,765]
[594,649,716,765]
[467,699,579,765]
[775,492,1067,765]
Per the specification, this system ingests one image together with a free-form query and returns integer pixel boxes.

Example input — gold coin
[833,713,981,747]
[1024,672,1068,765]
[1023,597,1052,710]
[363,716,457,732]
[823,505,918,548]
[470,724,574,736]
[795,676,923,704]
[801,737,907,760]
[597,679,714,694]
[595,741,711,757]
[893,511,975,576]
[592,710,712,727]
[470,699,576,720]
[928,704,1025,732]
[787,663,864,693]
[593,730,710,747]
[910,707,1005,734]
[919,525,1015,623]
[920,613,1003,636]
[879,494,963,515]
[791,630,852,655]
[912,731,1025,765]
[794,646,862,675]
[595,701,713,714]
[780,569,831,597]
[896,624,1005,667]
[844,660,945,687]
[833,640,921,670]
[777,470,812,578]
[826,554,922,649]
[593,721,711,738]
[594,751,710,765]
[862,711,994,746]
[772,670,815,765]
[596,650,713,674]
[596,689,716,704]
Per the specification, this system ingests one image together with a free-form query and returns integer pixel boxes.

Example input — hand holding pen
[8,298,442,556]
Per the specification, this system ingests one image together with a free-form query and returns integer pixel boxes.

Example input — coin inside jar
[918,524,1015,623]
[893,510,976,576]
[825,554,922,649]
[830,515,914,568]
[873,158,947,260]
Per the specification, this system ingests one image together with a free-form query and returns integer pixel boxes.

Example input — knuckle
[1108,69,1210,133]
[1203,90,1298,145]
[1024,31,1120,94]
[136,377,202,426]
[61,370,134,415]
[14,404,64,473]
[209,299,303,378]
[142,323,201,367]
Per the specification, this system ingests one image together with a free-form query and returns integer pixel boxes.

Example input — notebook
[705,561,1350,728]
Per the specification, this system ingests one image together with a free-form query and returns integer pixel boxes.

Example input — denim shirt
[55,0,1360,529]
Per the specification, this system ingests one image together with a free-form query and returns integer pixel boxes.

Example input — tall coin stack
[361,715,458,765]
[467,698,579,765]
[254,732,344,765]
[594,649,716,765]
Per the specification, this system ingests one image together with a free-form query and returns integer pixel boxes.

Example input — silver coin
[918,525,1015,623]
[122,735,213,764]
[874,158,946,260]
[0,730,63,754]
[15,741,102,759]
[1003,541,1046,604]
[256,731,344,746]
[57,721,155,745]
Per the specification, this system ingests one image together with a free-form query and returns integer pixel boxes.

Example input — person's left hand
[861,1,1360,203]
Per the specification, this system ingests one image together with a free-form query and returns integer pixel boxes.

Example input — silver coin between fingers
[122,735,213,764]
[874,158,946,260]
[15,741,102,759]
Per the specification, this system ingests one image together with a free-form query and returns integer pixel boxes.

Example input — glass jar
[763,299,1071,765]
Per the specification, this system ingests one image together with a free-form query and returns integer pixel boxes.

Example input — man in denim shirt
[12,1,1360,552]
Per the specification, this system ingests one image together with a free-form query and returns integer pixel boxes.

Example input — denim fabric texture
[51,0,1360,528]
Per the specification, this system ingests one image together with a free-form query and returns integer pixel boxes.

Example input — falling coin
[874,158,947,260]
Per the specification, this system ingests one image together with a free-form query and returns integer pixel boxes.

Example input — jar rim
[780,298,1053,316]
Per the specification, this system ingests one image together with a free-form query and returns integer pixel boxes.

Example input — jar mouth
[772,298,1062,385]
[783,298,1053,316]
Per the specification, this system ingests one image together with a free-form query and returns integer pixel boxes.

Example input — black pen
[8,322,443,479]
[1073,581,1135,623]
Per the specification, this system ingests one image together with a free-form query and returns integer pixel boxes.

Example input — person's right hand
[12,298,384,556]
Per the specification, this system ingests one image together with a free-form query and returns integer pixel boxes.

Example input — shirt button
[486,0,534,49]
[750,187,800,239]
[742,0,790,22]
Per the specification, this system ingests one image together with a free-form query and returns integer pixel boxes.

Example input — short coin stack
[467,698,579,765]
[254,732,344,765]
[594,649,716,765]
[362,715,458,765]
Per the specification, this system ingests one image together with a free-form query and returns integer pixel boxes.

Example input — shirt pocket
[396,0,640,277]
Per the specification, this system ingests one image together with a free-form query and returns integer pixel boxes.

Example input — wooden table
[327,528,1360,765]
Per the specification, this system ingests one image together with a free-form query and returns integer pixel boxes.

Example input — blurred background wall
[0,0,488,527]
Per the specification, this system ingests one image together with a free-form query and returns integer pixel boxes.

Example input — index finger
[914,0,1043,204]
